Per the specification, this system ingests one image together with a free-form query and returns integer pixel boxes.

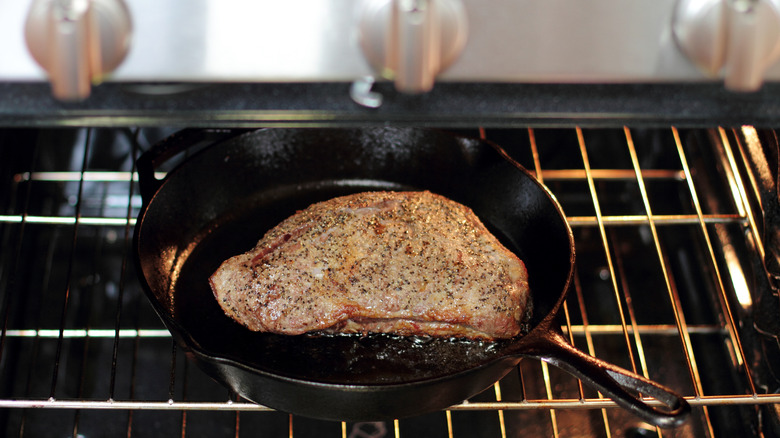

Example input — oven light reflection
[2,329,170,338]
[722,241,752,308]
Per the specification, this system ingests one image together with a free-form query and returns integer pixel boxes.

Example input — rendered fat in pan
[133,127,690,427]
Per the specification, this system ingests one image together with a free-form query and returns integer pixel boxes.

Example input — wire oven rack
[0,126,778,437]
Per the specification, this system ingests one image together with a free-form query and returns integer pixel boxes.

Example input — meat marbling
[208,191,530,340]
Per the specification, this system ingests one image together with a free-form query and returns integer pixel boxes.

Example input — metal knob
[673,0,780,91]
[359,0,468,94]
[25,0,132,101]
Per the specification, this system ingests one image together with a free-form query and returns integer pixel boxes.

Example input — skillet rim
[132,127,576,390]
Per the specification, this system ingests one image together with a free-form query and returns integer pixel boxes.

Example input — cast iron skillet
[134,128,690,427]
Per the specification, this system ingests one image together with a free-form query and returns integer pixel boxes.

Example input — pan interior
[140,128,574,386]
[173,181,527,385]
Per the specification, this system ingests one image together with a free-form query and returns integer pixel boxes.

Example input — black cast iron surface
[133,128,688,425]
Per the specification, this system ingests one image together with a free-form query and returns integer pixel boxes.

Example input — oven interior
[0,126,778,437]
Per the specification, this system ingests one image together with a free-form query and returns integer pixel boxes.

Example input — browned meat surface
[209,191,530,340]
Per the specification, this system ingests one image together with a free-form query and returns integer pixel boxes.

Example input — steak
[209,191,530,340]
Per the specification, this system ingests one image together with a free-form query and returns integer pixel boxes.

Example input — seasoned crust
[209,191,530,340]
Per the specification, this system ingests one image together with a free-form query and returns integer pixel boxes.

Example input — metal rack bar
[478,128,509,438]
[572,269,613,436]
[0,325,727,338]
[18,218,58,437]
[576,127,639,374]
[611,229,651,380]
[675,128,758,397]
[2,393,779,411]
[14,169,685,183]
[110,129,140,402]
[0,216,137,226]
[731,126,769,265]
[527,128,562,438]
[126,309,142,437]
[0,213,748,229]
[626,126,713,436]
[712,129,759,390]
[180,357,190,438]
[566,214,745,227]
[538,361,560,437]
[49,129,92,401]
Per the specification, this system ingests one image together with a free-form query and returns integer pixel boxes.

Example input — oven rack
[0,126,778,437]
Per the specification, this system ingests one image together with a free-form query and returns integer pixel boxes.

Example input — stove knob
[674,0,780,91]
[24,0,132,101]
[359,0,468,94]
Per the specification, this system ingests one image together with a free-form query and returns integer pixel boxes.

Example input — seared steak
[209,191,530,340]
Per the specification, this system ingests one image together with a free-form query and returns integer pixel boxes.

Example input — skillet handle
[526,329,690,428]
[136,129,250,203]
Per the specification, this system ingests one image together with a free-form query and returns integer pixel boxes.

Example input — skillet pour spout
[134,127,690,425]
